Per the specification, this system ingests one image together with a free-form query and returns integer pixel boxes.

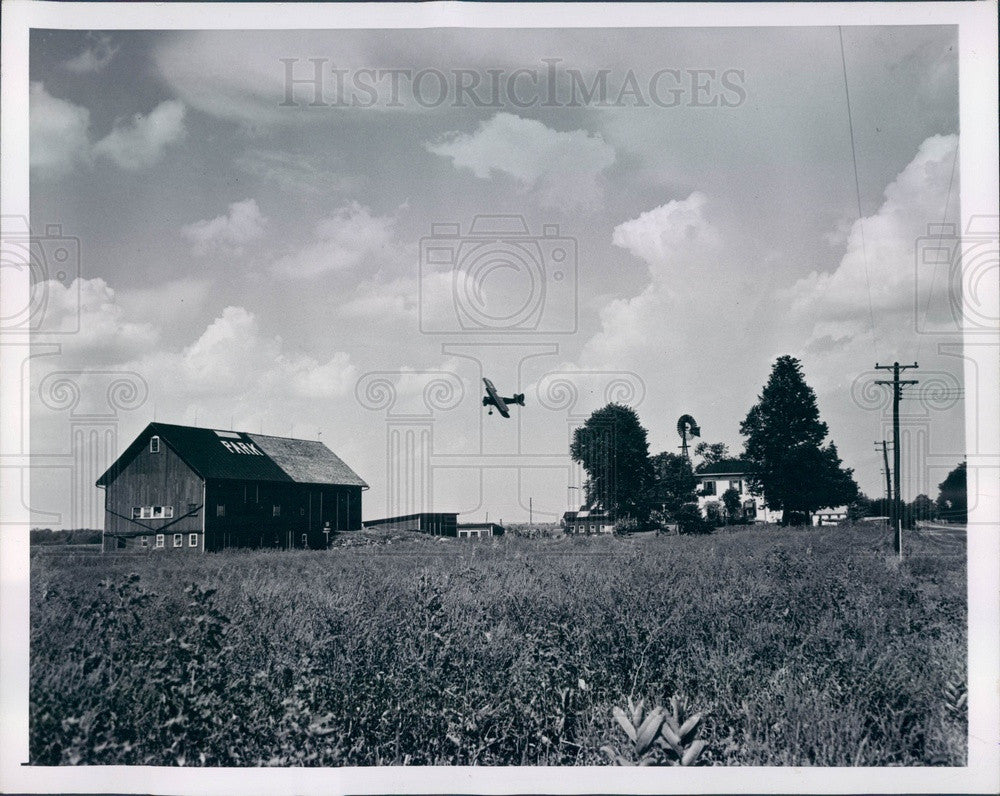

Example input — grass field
[29,523,966,766]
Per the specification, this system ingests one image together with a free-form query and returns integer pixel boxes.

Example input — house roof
[696,458,752,477]
[96,422,368,488]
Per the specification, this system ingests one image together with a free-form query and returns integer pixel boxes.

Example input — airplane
[482,378,525,418]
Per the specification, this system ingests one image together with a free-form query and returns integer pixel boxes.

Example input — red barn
[96,423,367,553]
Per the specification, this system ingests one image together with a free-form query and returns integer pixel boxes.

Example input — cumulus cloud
[182,199,267,257]
[35,277,159,363]
[178,306,356,398]
[31,84,186,177]
[269,202,398,279]
[426,112,615,210]
[784,134,959,347]
[92,100,187,170]
[63,33,120,73]
[30,83,92,178]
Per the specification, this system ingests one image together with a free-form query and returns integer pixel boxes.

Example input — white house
[695,459,848,525]
[695,460,781,523]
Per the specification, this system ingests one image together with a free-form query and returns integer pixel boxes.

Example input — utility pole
[875,440,892,517]
[875,362,918,557]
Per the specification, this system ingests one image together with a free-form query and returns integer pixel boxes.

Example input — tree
[675,502,712,535]
[722,487,742,523]
[935,461,967,523]
[570,403,654,525]
[909,494,936,523]
[704,500,724,527]
[740,356,859,523]
[694,441,730,471]
[648,451,698,517]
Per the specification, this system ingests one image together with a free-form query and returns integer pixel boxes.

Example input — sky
[26,26,966,527]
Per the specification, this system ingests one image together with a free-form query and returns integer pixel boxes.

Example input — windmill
[677,414,701,462]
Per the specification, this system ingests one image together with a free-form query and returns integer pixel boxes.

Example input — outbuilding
[96,422,368,552]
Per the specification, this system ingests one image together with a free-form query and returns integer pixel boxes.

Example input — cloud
[784,134,959,347]
[63,33,120,74]
[610,191,720,280]
[269,202,399,279]
[35,277,159,363]
[182,199,267,257]
[234,148,355,196]
[178,306,356,399]
[426,112,615,209]
[92,100,187,170]
[29,83,92,178]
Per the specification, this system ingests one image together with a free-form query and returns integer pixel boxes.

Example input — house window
[173,533,183,548]
[216,504,226,517]
[150,436,160,453]
[272,505,281,517]
[733,480,743,492]
[703,480,716,496]
[188,533,198,547]
[140,536,149,548]
[155,534,164,548]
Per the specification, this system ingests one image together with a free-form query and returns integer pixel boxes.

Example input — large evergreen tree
[570,403,654,524]
[740,356,859,523]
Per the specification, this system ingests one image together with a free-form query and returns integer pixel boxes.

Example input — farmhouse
[562,504,614,534]
[97,422,368,553]
[696,459,781,523]
[695,459,847,525]
[362,513,458,537]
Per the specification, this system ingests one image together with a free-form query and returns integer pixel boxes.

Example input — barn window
[132,507,142,519]
[188,533,198,547]
[188,502,198,514]
[590,524,596,532]
[272,505,281,517]
[216,504,226,517]
[173,533,183,548]
[155,534,164,548]
[150,436,160,453]
[140,536,149,548]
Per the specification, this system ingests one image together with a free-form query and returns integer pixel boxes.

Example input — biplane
[482,378,525,418]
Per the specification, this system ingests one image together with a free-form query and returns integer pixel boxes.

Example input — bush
[676,503,712,535]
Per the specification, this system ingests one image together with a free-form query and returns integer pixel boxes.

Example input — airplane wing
[483,378,511,418]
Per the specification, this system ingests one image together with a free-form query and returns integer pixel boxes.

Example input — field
[29,523,966,766]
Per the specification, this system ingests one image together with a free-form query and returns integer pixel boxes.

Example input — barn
[96,422,368,553]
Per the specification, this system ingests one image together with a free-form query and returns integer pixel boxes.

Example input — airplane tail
[513,393,525,406]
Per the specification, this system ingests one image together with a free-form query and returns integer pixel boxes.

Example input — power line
[838,26,879,358]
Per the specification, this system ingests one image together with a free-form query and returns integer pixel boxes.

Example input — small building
[362,512,458,537]
[695,459,781,523]
[456,522,505,539]
[562,504,614,534]
[812,506,849,525]
[97,422,368,553]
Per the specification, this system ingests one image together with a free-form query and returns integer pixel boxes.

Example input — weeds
[29,523,966,766]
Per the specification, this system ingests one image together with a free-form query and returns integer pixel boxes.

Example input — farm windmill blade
[677,414,700,461]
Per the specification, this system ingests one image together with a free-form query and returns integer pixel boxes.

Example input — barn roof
[96,422,368,488]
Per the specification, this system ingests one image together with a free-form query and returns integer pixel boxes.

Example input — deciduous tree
[571,403,654,524]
